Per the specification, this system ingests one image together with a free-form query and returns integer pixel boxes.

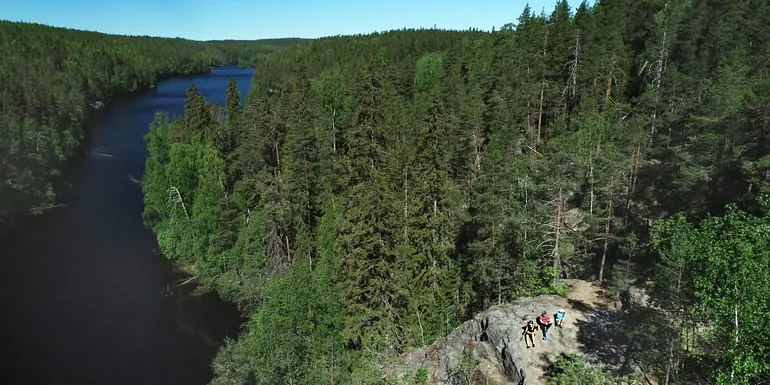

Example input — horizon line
[1,18,502,42]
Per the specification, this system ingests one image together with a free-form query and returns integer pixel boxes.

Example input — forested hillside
[140,0,770,383]
[0,21,303,230]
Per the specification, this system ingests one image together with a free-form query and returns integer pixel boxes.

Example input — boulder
[384,279,639,384]
[386,294,593,384]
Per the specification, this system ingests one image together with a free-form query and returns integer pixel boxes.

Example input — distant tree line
[0,20,303,230]
[141,0,769,383]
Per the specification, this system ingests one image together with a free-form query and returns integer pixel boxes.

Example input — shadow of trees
[575,308,629,373]
[574,303,683,379]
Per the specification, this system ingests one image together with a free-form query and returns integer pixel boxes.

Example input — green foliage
[234,263,348,385]
[416,364,428,384]
[548,354,643,384]
[606,260,635,302]
[651,203,770,383]
[131,1,770,383]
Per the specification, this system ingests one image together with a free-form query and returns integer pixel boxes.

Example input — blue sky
[0,0,567,41]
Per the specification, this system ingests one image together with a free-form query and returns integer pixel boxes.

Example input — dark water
[0,66,253,385]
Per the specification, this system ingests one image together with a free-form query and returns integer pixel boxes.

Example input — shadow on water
[0,66,253,385]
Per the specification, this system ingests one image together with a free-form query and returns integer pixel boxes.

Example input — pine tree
[338,59,401,349]
[283,55,319,266]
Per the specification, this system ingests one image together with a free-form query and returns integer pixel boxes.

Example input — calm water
[0,66,253,385]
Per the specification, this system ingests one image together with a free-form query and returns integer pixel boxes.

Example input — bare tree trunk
[275,141,281,169]
[417,310,426,346]
[497,277,502,306]
[598,193,613,282]
[571,30,579,99]
[664,258,684,385]
[650,1,669,143]
[285,234,292,265]
[330,344,336,385]
[551,188,564,282]
[730,285,739,384]
[627,143,640,210]
[332,107,337,152]
[588,156,594,214]
[537,85,545,147]
[404,166,409,243]
[563,28,580,117]
[473,128,481,170]
[167,187,189,219]
[632,143,641,192]
[537,25,549,147]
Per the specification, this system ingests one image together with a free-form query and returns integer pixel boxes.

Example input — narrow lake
[0,66,253,385]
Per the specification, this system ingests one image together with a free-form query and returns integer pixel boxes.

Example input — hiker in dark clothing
[522,320,539,348]
[538,311,553,340]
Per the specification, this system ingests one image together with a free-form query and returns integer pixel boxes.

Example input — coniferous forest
[4,0,769,383]
[0,20,300,229]
[140,0,770,383]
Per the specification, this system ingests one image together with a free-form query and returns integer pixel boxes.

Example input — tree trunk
[632,143,641,192]
[627,143,640,209]
[332,107,337,152]
[552,188,564,281]
[650,1,669,143]
[275,141,281,169]
[285,234,292,265]
[168,187,189,220]
[473,128,481,170]
[537,25,548,147]
[730,285,739,384]
[588,156,594,214]
[404,166,409,243]
[417,310,426,346]
[664,258,684,385]
[598,193,613,282]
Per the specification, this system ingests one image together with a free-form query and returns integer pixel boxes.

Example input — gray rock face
[385,280,622,385]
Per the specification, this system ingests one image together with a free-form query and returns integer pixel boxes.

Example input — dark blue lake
[0,66,253,385]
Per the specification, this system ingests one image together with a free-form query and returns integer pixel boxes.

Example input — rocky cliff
[384,280,639,385]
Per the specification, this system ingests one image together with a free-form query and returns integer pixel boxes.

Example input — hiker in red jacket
[538,311,553,341]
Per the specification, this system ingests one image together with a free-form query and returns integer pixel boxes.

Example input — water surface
[0,66,253,385]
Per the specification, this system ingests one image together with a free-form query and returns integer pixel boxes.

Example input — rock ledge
[386,280,617,385]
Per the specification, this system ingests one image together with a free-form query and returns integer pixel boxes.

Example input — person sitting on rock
[555,308,566,328]
[538,311,553,340]
[522,320,538,348]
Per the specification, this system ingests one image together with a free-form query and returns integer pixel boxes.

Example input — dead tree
[562,28,580,111]
[598,191,614,282]
[266,226,289,276]
[537,22,550,149]
[167,186,189,219]
[404,165,409,244]
[538,187,565,284]
[36,131,47,153]
[649,1,670,143]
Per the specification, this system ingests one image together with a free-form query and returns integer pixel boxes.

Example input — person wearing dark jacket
[522,320,538,348]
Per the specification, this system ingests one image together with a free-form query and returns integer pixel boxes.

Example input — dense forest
[138,0,770,383]
[0,20,303,231]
